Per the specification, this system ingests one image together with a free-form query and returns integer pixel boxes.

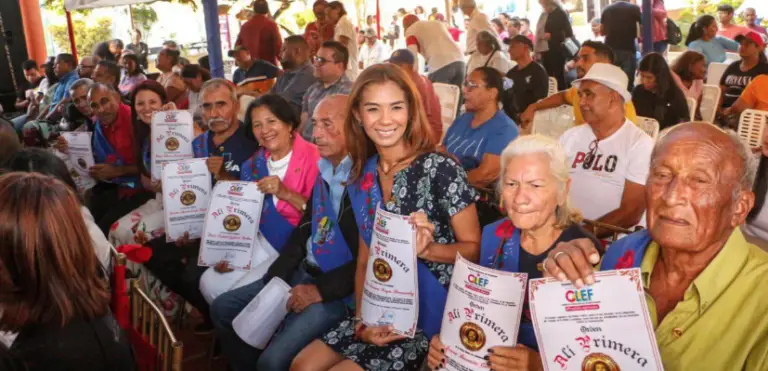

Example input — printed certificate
[440,254,527,371]
[151,110,195,180]
[162,158,212,242]
[530,269,664,371]
[61,131,96,192]
[198,181,264,271]
[360,207,419,337]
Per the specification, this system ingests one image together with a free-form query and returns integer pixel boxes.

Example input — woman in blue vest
[199,94,320,303]
[291,64,481,371]
[425,134,600,371]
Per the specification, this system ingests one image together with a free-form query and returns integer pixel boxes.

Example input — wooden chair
[583,219,635,243]
[547,77,558,96]
[686,97,697,121]
[737,109,768,149]
[433,82,461,140]
[129,280,184,371]
[531,105,574,139]
[706,62,729,85]
[636,116,660,141]
[699,84,721,124]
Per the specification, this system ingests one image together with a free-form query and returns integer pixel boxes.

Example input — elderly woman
[425,134,600,370]
[291,64,481,371]
[466,31,514,76]
[443,67,519,189]
[199,94,319,303]
[544,123,768,370]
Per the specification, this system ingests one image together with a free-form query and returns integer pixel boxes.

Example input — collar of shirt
[323,75,351,90]
[640,227,750,323]
[285,61,313,76]
[318,155,352,187]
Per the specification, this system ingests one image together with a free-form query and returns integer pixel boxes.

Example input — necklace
[377,154,416,179]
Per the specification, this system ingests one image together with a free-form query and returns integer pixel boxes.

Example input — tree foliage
[49,17,113,55]
[127,4,159,35]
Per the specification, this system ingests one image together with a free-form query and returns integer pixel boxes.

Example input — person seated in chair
[211,95,356,371]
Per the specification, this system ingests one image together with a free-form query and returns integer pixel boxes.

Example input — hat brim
[571,76,632,103]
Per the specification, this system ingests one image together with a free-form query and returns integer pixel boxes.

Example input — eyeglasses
[581,139,600,169]
[462,81,484,90]
[313,56,336,66]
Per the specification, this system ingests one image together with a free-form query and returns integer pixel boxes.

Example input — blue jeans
[210,265,349,371]
[428,61,466,90]
[11,114,27,134]
[653,41,668,54]
[613,50,638,91]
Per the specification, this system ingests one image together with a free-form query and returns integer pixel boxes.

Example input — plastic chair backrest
[238,95,256,123]
[737,109,768,149]
[686,96,697,120]
[706,62,729,85]
[547,77,558,96]
[531,105,574,139]
[699,84,721,124]
[432,82,461,140]
[637,116,660,141]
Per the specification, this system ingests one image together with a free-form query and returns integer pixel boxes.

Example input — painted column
[19,0,48,66]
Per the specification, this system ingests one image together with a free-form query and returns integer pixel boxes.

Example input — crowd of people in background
[2,0,768,370]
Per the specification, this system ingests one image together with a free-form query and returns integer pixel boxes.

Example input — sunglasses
[313,56,337,66]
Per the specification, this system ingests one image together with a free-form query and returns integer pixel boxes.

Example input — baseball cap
[388,49,416,65]
[227,45,248,58]
[504,35,533,50]
[571,63,631,102]
[735,31,765,48]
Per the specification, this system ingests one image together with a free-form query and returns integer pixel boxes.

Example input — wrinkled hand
[286,284,323,313]
[542,238,600,288]
[426,335,446,370]
[257,176,287,198]
[214,260,235,273]
[89,164,122,180]
[409,211,435,258]
[487,344,543,371]
[356,324,407,346]
[54,136,69,154]
[206,156,225,178]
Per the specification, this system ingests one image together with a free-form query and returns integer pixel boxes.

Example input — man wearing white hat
[559,63,654,235]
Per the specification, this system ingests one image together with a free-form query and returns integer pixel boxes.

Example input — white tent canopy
[737,0,768,16]
[64,0,153,11]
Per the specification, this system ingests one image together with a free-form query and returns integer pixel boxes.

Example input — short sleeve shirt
[443,110,519,170]
[232,60,280,85]
[719,61,768,108]
[506,61,550,113]
[334,15,359,80]
[300,76,353,139]
[740,75,768,111]
[559,120,653,220]
[197,124,259,180]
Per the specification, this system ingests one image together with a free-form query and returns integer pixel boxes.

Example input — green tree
[49,17,113,55]
[126,4,159,36]
[673,0,747,48]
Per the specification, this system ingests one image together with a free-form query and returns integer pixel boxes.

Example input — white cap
[571,63,631,102]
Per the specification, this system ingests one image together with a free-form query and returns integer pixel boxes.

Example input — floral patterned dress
[322,152,477,371]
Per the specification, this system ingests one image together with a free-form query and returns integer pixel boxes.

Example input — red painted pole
[376,0,381,38]
[65,10,78,61]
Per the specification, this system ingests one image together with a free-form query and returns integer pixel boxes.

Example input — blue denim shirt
[305,155,352,267]
[51,70,79,107]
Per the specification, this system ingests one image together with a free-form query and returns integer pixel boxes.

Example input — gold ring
[553,251,567,262]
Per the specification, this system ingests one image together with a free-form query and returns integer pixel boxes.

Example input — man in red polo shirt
[235,0,283,66]
[86,84,153,234]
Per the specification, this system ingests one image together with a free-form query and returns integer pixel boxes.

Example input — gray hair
[652,123,757,199]
[498,134,583,228]
[200,78,238,103]
[69,78,94,93]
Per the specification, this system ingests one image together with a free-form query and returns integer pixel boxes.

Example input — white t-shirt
[466,50,514,76]
[335,15,359,80]
[267,151,292,208]
[405,20,463,73]
[359,41,390,70]
[559,120,654,220]
[466,9,497,55]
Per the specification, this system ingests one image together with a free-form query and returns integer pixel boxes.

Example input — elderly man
[299,41,352,140]
[521,41,638,128]
[92,60,122,92]
[78,84,153,233]
[210,95,356,371]
[235,0,282,66]
[544,122,768,370]
[460,0,496,56]
[403,14,465,88]
[743,8,768,36]
[389,49,442,141]
[359,28,389,70]
[559,63,653,232]
[271,35,318,113]
[78,56,99,79]
[143,78,260,335]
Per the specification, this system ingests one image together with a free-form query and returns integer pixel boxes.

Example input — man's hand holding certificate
[151,110,195,180]
[439,254,527,371]
[198,181,264,271]
[360,207,419,338]
[163,158,211,242]
[530,269,664,371]
[60,131,96,192]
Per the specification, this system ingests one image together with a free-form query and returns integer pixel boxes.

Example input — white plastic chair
[686,97,697,121]
[531,105,574,139]
[737,109,768,149]
[432,82,461,140]
[238,95,256,123]
[547,77,558,96]
[706,62,729,85]
[699,84,721,124]
[637,116,660,141]
[725,52,740,64]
